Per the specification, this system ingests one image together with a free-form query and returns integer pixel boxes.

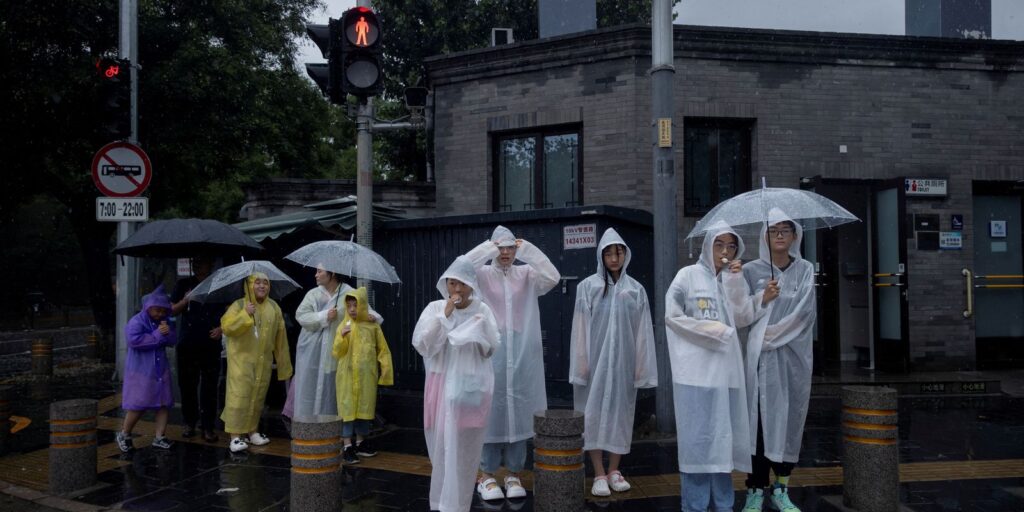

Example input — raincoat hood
[246,272,271,303]
[759,208,803,263]
[596,228,631,283]
[490,225,516,248]
[436,256,479,299]
[700,221,746,274]
[142,284,172,314]
[343,287,372,322]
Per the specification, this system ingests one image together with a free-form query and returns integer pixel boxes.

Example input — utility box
[374,205,654,402]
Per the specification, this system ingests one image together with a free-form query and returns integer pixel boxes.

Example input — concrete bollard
[49,399,98,495]
[0,386,10,455]
[842,386,899,511]
[533,409,586,512]
[31,338,53,376]
[290,420,343,511]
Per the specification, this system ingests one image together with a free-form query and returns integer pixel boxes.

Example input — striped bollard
[0,386,10,455]
[49,399,98,494]
[842,386,899,511]
[290,420,343,511]
[533,409,585,512]
[32,338,53,376]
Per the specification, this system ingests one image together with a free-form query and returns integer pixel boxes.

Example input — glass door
[871,178,910,372]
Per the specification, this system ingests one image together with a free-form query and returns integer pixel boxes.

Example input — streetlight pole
[115,0,139,380]
[651,0,678,433]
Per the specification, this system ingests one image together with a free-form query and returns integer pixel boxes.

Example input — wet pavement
[1,341,1023,511]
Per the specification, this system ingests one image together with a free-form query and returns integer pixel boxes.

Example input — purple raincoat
[122,284,177,411]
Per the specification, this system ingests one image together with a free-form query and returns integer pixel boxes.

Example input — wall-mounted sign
[563,223,597,250]
[951,214,963,231]
[939,231,962,250]
[904,178,947,197]
[658,118,672,148]
[989,220,1007,238]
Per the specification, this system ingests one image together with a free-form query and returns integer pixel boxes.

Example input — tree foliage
[0,0,351,330]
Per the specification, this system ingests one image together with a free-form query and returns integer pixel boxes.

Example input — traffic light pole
[651,0,678,433]
[115,0,140,380]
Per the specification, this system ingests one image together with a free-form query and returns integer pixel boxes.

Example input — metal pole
[355,0,373,293]
[651,0,677,433]
[115,0,140,380]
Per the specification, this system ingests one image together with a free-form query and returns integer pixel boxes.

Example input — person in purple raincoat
[116,284,178,452]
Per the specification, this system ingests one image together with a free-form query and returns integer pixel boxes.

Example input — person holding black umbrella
[171,257,225,443]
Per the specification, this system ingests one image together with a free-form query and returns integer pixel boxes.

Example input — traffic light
[305,19,345,104]
[96,57,130,139]
[340,7,384,98]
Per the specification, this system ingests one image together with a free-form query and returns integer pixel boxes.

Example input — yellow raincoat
[332,287,393,422]
[220,273,293,434]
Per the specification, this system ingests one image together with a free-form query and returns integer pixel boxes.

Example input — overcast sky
[296,0,1023,68]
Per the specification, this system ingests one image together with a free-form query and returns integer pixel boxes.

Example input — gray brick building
[425,24,1024,372]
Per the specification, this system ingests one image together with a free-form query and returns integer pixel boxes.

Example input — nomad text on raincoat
[665,223,752,474]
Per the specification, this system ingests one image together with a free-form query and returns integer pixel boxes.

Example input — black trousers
[746,404,796,489]
[177,344,221,430]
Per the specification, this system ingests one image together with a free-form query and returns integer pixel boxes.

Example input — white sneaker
[248,432,270,446]
[608,471,631,492]
[229,437,249,453]
[477,477,505,501]
[504,475,527,499]
[591,476,611,497]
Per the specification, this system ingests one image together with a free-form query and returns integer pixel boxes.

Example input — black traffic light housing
[340,6,384,98]
[305,19,345,104]
[96,57,131,139]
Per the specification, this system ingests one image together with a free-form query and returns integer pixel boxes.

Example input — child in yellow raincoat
[333,286,393,464]
[220,272,293,453]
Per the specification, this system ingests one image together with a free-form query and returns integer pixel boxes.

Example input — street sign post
[91,141,152,197]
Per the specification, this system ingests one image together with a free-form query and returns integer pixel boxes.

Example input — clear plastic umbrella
[686,185,860,240]
[284,240,401,285]
[189,260,301,304]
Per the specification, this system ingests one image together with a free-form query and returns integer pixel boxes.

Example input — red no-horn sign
[91,141,153,197]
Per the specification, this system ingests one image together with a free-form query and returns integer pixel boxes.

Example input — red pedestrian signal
[341,7,383,98]
[95,57,131,139]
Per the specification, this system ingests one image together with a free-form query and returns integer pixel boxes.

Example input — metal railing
[962,268,1024,318]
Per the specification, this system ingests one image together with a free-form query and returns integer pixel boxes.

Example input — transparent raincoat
[413,256,500,512]
[219,273,293,434]
[569,228,657,454]
[332,286,393,422]
[465,225,560,444]
[665,224,752,473]
[732,208,816,463]
[290,282,381,422]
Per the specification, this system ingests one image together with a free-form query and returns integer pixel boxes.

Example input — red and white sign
[563,223,597,250]
[91,141,152,197]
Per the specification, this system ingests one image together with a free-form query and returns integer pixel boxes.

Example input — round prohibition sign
[91,141,153,197]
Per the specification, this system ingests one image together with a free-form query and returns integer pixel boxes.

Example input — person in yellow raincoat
[333,286,393,464]
[220,272,293,453]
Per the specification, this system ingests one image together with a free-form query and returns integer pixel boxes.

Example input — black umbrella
[112,218,264,258]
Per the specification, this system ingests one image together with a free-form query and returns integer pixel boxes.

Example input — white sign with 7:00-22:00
[96,197,149,222]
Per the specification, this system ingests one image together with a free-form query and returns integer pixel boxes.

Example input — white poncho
[569,228,658,454]
[665,223,752,474]
[413,256,500,512]
[465,226,560,444]
[733,208,816,463]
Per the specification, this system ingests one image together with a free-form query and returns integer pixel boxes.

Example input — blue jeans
[341,419,370,439]
[480,440,529,474]
[681,472,734,512]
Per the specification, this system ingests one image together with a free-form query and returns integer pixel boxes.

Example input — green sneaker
[742,488,765,511]
[768,483,800,512]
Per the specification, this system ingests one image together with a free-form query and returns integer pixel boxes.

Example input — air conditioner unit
[492,28,514,46]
